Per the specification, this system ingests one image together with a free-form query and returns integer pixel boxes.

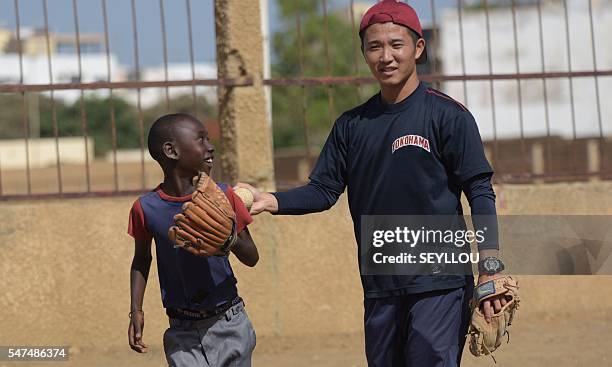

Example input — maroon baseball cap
[359,0,427,64]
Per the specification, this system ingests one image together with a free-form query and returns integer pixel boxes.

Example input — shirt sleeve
[308,115,349,193]
[128,199,153,242]
[440,110,493,183]
[225,186,253,233]
[273,181,342,215]
[462,173,499,250]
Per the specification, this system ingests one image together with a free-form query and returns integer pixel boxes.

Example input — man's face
[172,119,215,175]
[362,22,424,88]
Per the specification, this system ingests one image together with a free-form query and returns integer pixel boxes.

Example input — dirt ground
[2,163,611,366]
[0,161,165,196]
[5,311,608,367]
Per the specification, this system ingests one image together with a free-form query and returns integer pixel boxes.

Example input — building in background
[440,0,612,175]
[0,27,11,51]
[0,26,216,108]
[123,62,217,108]
[2,27,104,55]
[0,27,217,169]
[440,0,612,141]
[0,27,125,103]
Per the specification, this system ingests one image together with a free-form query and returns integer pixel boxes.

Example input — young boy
[127,113,259,366]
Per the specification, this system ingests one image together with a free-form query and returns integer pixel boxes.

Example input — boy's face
[170,119,215,176]
[362,22,424,89]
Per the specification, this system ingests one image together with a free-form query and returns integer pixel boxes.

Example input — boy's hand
[168,172,237,257]
[234,183,278,215]
[128,310,148,353]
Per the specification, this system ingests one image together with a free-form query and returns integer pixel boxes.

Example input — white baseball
[234,187,254,211]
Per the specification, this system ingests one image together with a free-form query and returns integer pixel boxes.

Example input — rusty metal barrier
[1,0,610,200]
[267,0,611,188]
[0,0,229,200]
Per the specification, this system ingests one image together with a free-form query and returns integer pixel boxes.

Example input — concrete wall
[0,137,94,170]
[215,0,275,190]
[1,181,612,353]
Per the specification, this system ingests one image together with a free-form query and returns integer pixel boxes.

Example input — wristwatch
[478,257,505,275]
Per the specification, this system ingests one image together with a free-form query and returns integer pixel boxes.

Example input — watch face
[484,258,499,272]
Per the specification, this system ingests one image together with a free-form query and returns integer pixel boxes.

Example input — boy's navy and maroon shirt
[128,184,252,311]
[274,82,494,298]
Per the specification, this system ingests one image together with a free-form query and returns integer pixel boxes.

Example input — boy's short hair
[147,113,200,162]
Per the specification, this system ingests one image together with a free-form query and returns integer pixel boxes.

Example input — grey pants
[163,302,256,367]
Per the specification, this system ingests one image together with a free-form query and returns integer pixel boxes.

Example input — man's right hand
[234,183,279,215]
[128,310,148,353]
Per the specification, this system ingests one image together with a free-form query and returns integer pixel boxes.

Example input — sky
[0,0,456,68]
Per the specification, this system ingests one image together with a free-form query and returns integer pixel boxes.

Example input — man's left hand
[477,274,509,323]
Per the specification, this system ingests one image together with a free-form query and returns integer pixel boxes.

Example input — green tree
[38,96,140,156]
[141,94,217,135]
[0,94,30,139]
[271,0,376,149]
[141,94,220,154]
[1,93,217,158]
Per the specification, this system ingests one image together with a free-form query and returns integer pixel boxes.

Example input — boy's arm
[128,238,152,353]
[231,227,259,267]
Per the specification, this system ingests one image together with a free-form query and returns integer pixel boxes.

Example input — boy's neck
[161,172,196,197]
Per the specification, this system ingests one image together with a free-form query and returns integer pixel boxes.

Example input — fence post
[531,142,544,183]
[587,139,600,182]
[215,0,275,191]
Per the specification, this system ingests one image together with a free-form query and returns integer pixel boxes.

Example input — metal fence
[0,0,610,200]
[0,0,233,199]
[268,0,612,187]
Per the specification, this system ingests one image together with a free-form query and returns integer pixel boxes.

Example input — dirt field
[2,164,612,366]
[5,311,606,367]
[0,161,164,196]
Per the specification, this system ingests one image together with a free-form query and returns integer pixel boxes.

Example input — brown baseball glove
[168,172,237,256]
[467,275,520,362]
